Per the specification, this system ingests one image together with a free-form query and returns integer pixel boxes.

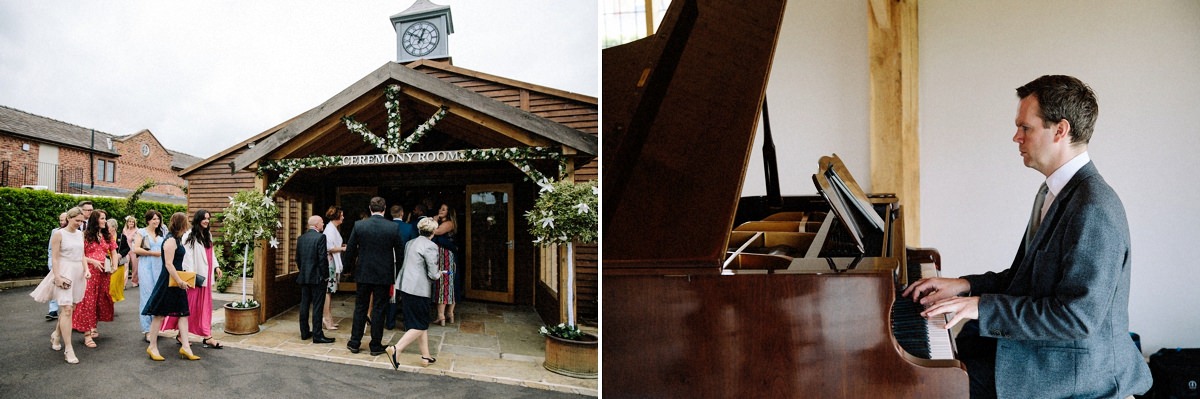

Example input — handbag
[169,271,196,287]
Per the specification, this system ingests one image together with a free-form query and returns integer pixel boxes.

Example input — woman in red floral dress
[73,210,117,348]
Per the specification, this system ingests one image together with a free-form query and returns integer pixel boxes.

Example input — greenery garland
[257,155,344,198]
[341,84,449,155]
[461,147,566,186]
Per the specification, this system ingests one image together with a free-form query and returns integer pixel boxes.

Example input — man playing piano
[903,75,1152,398]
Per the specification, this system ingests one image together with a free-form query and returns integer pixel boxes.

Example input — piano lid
[603,0,789,266]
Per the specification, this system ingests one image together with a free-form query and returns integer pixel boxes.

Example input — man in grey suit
[296,215,334,344]
[344,197,401,355]
[904,75,1152,398]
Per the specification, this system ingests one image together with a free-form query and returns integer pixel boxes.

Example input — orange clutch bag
[169,271,196,287]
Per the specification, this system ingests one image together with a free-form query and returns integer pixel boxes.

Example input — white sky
[0,0,599,159]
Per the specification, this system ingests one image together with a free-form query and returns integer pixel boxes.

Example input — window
[539,244,560,296]
[95,159,115,183]
[603,0,671,48]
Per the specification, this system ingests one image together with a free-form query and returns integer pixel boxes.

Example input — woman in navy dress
[141,212,199,361]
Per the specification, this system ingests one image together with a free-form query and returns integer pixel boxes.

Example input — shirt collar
[1045,152,1090,196]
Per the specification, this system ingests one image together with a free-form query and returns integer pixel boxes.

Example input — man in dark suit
[344,197,401,355]
[386,204,419,330]
[296,215,334,344]
[905,75,1152,398]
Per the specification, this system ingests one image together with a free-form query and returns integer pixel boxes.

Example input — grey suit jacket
[295,228,327,285]
[395,235,441,298]
[963,162,1152,398]
[345,215,401,285]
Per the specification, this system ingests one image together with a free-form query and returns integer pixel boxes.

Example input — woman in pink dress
[162,210,223,349]
[31,206,88,364]
[73,209,116,348]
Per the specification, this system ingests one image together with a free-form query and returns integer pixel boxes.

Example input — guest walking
[107,218,127,305]
[344,197,401,356]
[385,218,444,369]
[297,215,335,343]
[73,210,116,348]
[162,210,223,349]
[120,216,139,289]
[432,203,458,325]
[142,212,199,361]
[30,207,88,364]
[45,211,68,321]
[387,204,418,330]
[322,206,347,331]
[134,210,166,341]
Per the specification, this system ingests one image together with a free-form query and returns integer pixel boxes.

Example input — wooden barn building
[180,59,597,327]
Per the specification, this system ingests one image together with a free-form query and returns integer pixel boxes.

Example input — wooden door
[465,184,515,303]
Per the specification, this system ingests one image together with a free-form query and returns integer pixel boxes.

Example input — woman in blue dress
[133,210,166,341]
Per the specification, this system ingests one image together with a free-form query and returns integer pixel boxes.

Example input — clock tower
[391,0,454,63]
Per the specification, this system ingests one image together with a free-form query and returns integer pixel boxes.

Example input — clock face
[402,21,440,57]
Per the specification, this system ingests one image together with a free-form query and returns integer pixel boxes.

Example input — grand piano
[602,0,969,397]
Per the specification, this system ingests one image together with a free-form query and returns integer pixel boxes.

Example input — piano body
[601,0,968,397]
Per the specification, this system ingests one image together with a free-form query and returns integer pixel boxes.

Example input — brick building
[0,105,202,204]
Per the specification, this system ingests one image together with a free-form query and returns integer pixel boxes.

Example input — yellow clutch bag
[169,271,196,287]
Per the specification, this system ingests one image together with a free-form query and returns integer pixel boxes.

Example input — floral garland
[257,155,344,198]
[461,146,566,186]
[525,179,598,245]
[341,84,449,155]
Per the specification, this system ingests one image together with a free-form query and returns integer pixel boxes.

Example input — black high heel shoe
[421,356,436,367]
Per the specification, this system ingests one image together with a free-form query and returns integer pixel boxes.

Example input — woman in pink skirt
[31,206,88,364]
[162,210,223,349]
[73,210,116,348]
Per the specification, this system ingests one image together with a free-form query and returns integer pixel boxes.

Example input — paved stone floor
[205,292,598,396]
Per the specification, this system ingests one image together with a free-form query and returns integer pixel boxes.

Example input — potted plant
[527,179,598,378]
[539,323,598,378]
[218,189,280,334]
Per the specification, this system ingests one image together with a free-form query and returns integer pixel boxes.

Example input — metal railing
[0,161,84,194]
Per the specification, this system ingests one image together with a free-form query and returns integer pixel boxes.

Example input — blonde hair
[417,217,438,235]
[65,207,83,219]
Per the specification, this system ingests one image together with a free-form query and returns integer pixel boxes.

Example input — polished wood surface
[601,0,967,396]
[602,0,788,266]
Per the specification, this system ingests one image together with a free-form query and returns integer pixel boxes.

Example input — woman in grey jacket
[385,217,443,369]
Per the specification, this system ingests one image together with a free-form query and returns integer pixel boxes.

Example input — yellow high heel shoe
[146,347,164,361]
[179,348,200,361]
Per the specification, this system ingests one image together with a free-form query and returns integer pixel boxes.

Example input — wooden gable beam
[269,90,386,160]
[403,87,557,149]
[868,0,921,245]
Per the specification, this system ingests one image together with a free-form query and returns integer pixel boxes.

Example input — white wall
[745,0,869,197]
[747,1,1200,355]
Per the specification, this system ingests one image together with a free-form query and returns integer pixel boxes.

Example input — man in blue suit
[904,75,1152,398]
[344,197,401,355]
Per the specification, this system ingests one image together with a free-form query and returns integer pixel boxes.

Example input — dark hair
[325,205,343,222]
[144,209,165,237]
[185,209,212,248]
[369,196,386,212]
[84,210,112,244]
[168,212,189,238]
[77,200,93,208]
[1016,75,1098,144]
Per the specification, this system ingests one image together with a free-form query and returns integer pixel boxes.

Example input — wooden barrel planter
[543,332,598,378]
[223,303,260,335]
